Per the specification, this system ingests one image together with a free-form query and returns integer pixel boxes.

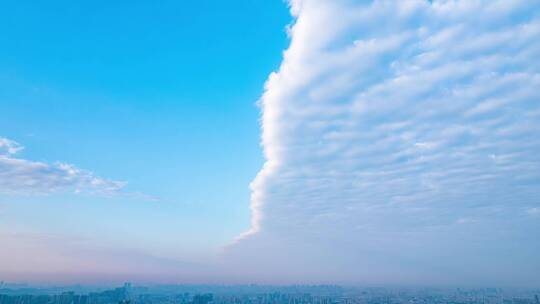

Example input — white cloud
[0,137,126,195]
[225,0,540,285]
[0,137,23,155]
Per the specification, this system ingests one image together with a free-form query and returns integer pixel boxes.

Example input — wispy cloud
[0,137,24,155]
[527,207,540,217]
[226,0,540,285]
[0,137,126,196]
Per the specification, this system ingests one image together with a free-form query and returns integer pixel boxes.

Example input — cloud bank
[227,0,540,285]
[0,137,126,195]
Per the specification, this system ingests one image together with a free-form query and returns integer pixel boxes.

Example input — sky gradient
[2,0,540,286]
[0,0,289,280]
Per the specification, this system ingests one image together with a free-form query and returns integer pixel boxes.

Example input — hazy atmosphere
[1,0,540,287]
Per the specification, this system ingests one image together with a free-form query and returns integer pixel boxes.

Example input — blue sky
[0,0,288,268]
[2,0,540,286]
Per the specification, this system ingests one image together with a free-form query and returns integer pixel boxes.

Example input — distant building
[192,294,213,304]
